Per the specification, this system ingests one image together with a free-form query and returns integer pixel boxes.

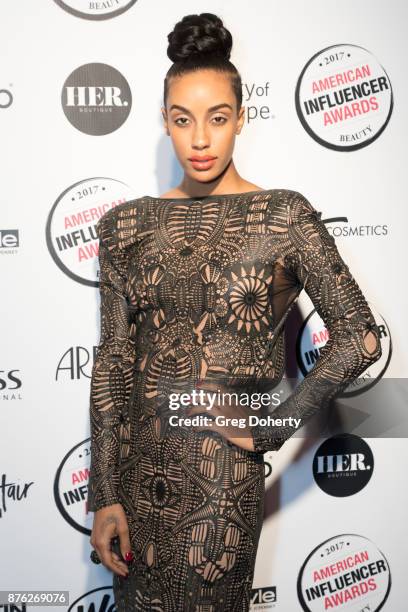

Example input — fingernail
[125,551,134,563]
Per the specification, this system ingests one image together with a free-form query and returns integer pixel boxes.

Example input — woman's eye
[174,117,189,126]
[212,116,227,124]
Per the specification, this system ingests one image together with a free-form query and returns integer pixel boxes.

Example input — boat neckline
[143,188,276,201]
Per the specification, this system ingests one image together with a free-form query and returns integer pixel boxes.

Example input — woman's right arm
[87,209,136,576]
[87,209,136,512]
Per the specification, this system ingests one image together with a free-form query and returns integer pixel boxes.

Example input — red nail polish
[125,551,134,562]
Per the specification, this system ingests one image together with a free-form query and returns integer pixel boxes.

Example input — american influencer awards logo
[297,302,389,397]
[45,178,135,286]
[295,44,393,151]
[61,63,132,135]
[54,439,93,535]
[297,534,391,611]
[54,0,138,21]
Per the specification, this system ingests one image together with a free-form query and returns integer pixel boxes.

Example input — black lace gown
[87,189,382,611]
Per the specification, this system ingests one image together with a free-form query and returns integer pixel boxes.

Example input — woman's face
[161,69,245,183]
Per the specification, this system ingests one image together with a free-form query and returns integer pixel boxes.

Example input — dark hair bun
[167,13,232,63]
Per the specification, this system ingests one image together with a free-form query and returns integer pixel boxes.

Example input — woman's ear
[161,107,170,135]
[236,105,245,135]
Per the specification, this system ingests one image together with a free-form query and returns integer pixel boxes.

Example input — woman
[88,13,382,611]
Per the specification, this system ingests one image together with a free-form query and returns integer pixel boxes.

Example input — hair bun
[167,13,232,63]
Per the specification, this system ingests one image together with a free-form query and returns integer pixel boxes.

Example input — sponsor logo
[313,434,374,496]
[251,585,277,609]
[297,301,389,397]
[297,534,391,611]
[54,439,92,535]
[46,178,134,286]
[61,63,132,134]
[295,44,393,150]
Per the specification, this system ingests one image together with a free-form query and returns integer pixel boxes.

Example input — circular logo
[46,177,135,286]
[296,302,389,397]
[297,534,391,611]
[313,434,374,496]
[54,0,138,20]
[61,63,132,135]
[295,44,393,151]
[54,439,93,535]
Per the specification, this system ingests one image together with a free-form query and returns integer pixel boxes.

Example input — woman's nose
[191,124,210,148]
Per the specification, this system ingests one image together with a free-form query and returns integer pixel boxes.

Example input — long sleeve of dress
[251,192,383,454]
[87,211,136,512]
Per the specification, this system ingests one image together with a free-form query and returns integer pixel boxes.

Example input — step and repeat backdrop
[1,1,407,610]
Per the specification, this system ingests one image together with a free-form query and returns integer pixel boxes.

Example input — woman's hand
[90,503,133,578]
[182,382,256,452]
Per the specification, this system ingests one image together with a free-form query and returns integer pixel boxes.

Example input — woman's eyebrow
[169,103,233,113]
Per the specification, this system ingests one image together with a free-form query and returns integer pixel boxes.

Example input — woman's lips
[189,158,217,170]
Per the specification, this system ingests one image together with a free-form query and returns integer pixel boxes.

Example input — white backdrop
[1,1,407,610]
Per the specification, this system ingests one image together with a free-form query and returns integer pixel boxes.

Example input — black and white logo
[251,585,277,609]
[62,63,132,135]
[313,434,374,496]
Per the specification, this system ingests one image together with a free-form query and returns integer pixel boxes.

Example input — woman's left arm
[251,191,383,453]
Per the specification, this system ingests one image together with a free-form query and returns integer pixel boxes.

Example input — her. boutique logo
[61,63,132,135]
[313,434,374,497]
[295,44,393,151]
